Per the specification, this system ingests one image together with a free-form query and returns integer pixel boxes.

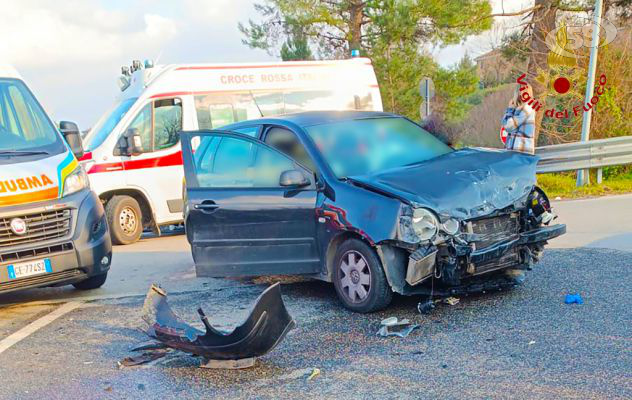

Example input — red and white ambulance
[81,58,382,244]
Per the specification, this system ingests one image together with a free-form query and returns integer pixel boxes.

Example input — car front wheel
[333,239,393,313]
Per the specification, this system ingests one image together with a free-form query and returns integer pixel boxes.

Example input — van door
[181,131,320,277]
[122,97,184,225]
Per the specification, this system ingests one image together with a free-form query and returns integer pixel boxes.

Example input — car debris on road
[417,296,460,315]
[140,282,295,369]
[564,293,584,304]
[118,349,170,368]
[377,317,420,338]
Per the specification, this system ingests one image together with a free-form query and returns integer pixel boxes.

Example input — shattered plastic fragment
[307,368,321,381]
[564,293,584,304]
[417,300,436,315]
[118,351,168,367]
[141,282,295,364]
[377,317,420,338]
[442,297,460,306]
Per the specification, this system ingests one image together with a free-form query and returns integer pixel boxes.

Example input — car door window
[154,98,182,150]
[232,126,260,137]
[189,134,294,188]
[264,127,315,171]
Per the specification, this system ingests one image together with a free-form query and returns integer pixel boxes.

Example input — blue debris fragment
[564,293,584,304]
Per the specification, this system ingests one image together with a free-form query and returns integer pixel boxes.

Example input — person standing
[502,83,536,154]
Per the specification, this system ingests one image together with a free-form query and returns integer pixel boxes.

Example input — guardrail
[535,136,632,179]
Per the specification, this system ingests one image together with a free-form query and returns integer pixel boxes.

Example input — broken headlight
[412,208,438,241]
[440,218,460,235]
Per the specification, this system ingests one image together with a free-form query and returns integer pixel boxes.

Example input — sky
[0,0,530,129]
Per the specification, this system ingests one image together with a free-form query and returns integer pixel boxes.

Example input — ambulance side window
[127,103,152,153]
[123,98,182,154]
[154,98,182,150]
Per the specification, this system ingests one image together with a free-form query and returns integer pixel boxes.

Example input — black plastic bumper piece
[469,224,566,265]
[142,282,296,361]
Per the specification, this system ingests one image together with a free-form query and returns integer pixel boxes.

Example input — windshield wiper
[0,150,50,156]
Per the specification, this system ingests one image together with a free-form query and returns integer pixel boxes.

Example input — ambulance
[0,65,112,293]
[81,58,383,244]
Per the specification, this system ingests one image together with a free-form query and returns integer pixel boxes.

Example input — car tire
[73,272,108,290]
[333,238,393,313]
[106,195,143,245]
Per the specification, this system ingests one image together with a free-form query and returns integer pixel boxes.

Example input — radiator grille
[0,209,72,248]
[469,213,520,249]
[474,248,520,275]
[0,242,74,264]
[0,269,85,292]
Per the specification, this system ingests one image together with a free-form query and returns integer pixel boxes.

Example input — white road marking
[0,301,82,355]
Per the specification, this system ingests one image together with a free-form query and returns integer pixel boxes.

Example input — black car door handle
[194,201,219,212]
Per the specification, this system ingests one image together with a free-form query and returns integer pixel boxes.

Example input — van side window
[194,93,282,129]
[154,98,182,150]
[123,98,182,154]
[127,103,152,153]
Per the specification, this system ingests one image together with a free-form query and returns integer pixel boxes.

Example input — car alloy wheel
[339,250,372,303]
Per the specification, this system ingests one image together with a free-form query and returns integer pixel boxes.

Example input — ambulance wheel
[73,272,108,290]
[106,195,143,245]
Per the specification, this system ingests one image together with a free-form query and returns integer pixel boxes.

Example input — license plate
[7,259,52,280]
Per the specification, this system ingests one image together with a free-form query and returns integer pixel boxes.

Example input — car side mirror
[59,121,84,159]
[279,169,309,188]
[117,128,143,156]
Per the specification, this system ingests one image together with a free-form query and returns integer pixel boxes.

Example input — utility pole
[576,0,604,186]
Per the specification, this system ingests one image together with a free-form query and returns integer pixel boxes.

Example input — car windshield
[0,78,64,155]
[84,97,137,151]
[305,117,453,178]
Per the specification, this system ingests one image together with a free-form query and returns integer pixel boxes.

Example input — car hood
[348,148,539,220]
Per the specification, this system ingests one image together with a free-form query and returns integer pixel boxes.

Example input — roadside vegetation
[538,166,632,199]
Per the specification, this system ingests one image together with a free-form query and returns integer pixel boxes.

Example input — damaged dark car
[180,111,566,313]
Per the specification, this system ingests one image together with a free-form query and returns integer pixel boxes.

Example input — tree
[239,0,493,120]
[280,29,314,60]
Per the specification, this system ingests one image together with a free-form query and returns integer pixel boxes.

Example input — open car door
[181,131,321,277]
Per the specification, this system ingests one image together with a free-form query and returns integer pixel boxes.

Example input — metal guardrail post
[597,168,603,184]
[576,0,604,187]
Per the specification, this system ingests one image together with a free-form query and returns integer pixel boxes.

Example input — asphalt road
[0,195,630,399]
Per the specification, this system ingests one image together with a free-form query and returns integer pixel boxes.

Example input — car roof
[226,110,399,130]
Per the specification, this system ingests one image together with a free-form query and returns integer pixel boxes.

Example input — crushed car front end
[346,148,566,296]
[390,190,565,295]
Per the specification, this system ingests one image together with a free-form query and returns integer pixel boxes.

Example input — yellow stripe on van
[57,152,78,196]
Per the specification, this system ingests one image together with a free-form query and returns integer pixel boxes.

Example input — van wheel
[333,239,393,313]
[106,195,142,245]
[73,272,108,290]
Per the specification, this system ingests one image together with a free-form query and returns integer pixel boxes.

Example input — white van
[81,58,383,244]
[0,65,112,293]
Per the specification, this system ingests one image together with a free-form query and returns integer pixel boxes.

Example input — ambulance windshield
[0,78,64,155]
[84,97,137,151]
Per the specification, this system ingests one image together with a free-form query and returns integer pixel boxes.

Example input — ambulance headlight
[62,167,90,197]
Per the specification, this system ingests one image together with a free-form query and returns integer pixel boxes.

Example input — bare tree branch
[442,5,543,28]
